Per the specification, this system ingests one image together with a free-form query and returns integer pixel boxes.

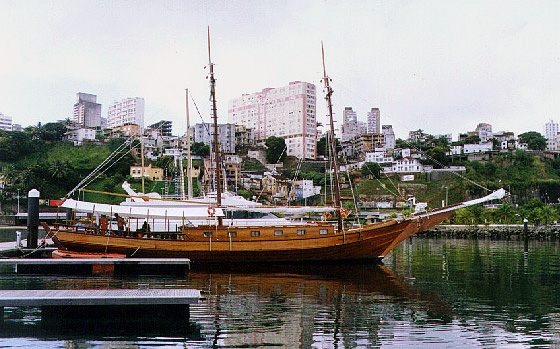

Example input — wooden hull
[44,210,453,263]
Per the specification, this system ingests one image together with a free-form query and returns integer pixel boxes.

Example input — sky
[1,0,559,140]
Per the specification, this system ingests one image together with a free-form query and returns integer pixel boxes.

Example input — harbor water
[0,228,559,348]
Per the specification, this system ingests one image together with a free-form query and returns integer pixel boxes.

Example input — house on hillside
[129,164,164,181]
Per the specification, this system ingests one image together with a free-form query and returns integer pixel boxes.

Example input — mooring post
[26,189,40,249]
[523,218,528,236]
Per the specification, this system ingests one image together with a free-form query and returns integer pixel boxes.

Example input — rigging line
[80,137,140,188]
[288,153,304,206]
[66,135,137,198]
[256,144,287,203]
[334,81,492,192]
[190,93,213,136]
[339,151,362,228]
[369,168,401,199]
[67,138,132,197]
[384,170,405,200]
[79,135,147,192]
[398,138,491,192]
[79,145,137,191]
[327,131,336,206]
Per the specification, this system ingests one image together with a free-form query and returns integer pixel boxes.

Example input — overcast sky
[1,0,558,139]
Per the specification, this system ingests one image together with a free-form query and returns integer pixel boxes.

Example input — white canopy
[61,199,225,219]
[238,206,338,214]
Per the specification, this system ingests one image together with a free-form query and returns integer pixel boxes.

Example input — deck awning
[61,199,225,219]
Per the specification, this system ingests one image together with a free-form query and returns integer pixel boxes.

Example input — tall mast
[140,131,145,194]
[321,42,343,235]
[185,89,193,199]
[208,27,223,225]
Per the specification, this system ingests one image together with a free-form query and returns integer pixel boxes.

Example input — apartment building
[107,97,145,129]
[73,93,102,128]
[229,81,317,159]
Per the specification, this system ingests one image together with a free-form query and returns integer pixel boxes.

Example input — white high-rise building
[107,97,145,129]
[367,108,380,134]
[0,113,12,131]
[228,81,316,159]
[73,93,102,128]
[545,120,558,140]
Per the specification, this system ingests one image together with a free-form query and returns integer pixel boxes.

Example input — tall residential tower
[367,108,380,134]
[107,97,145,129]
[228,81,317,159]
[73,93,102,128]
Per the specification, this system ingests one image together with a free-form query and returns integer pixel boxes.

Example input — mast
[208,27,223,225]
[140,131,145,194]
[321,42,343,235]
[185,89,193,199]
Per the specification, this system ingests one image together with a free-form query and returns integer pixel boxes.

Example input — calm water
[0,231,559,348]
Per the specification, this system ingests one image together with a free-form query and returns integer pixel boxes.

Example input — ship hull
[44,210,453,263]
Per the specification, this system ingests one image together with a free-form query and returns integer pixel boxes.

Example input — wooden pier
[0,288,202,322]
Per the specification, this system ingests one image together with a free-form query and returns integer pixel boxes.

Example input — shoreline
[420,224,560,239]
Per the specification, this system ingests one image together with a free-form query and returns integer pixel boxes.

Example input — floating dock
[0,288,202,322]
[0,239,55,258]
[0,258,192,275]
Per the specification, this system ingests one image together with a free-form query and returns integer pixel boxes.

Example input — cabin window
[297,229,306,235]
[203,232,212,238]
[251,231,260,237]
[274,230,283,236]
[320,229,328,235]
[228,231,237,238]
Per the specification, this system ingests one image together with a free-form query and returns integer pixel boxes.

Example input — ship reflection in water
[189,263,452,348]
[0,237,559,347]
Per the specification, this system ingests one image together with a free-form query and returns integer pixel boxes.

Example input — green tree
[464,135,481,144]
[424,146,450,168]
[39,122,67,142]
[192,142,210,157]
[265,136,287,163]
[494,203,517,224]
[316,135,341,157]
[519,131,547,150]
[361,162,382,178]
[539,205,559,225]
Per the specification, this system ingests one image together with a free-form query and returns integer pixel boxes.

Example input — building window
[251,231,260,237]
[203,232,212,238]
[274,230,283,236]
[297,229,306,235]
[320,229,328,235]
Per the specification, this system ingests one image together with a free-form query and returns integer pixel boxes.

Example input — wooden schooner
[42,33,506,263]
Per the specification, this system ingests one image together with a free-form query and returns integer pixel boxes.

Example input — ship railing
[54,221,186,241]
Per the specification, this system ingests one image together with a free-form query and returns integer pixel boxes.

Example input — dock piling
[26,189,40,249]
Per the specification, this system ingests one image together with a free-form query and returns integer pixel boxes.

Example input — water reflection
[0,237,559,347]
[187,263,452,348]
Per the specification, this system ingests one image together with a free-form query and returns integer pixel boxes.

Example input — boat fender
[208,206,216,217]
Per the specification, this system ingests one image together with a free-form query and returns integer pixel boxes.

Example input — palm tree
[495,203,516,224]
[539,206,559,225]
